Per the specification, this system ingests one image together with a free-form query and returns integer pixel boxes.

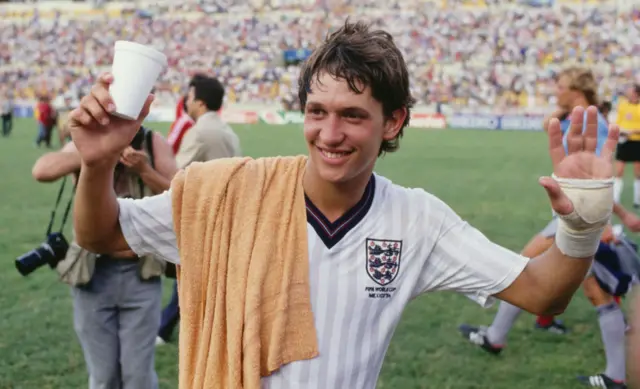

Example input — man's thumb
[539,176,573,215]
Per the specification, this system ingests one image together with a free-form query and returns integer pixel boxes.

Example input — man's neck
[302,164,373,223]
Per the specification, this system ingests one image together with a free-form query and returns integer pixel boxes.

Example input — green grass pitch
[0,119,634,389]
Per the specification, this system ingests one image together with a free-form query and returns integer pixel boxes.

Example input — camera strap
[45,175,76,236]
[139,127,155,197]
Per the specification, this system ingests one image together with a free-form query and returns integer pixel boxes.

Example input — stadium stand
[0,0,639,117]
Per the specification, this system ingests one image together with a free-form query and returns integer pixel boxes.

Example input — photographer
[30,125,177,389]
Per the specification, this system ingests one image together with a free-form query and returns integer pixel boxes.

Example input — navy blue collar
[305,175,376,249]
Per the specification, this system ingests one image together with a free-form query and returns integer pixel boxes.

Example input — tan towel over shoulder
[171,155,319,389]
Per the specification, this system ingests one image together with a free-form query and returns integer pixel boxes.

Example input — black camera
[15,232,69,276]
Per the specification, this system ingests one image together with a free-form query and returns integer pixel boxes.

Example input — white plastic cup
[109,41,167,120]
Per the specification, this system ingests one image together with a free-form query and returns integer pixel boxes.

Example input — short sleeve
[414,203,529,307]
[118,189,180,264]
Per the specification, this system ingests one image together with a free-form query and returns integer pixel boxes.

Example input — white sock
[613,177,623,203]
[486,302,522,346]
[597,302,627,382]
[634,179,640,205]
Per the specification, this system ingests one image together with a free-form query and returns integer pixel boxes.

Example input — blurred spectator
[34,94,55,147]
[1,90,13,136]
[0,0,638,114]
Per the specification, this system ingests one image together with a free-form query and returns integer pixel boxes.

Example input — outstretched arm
[419,213,592,316]
[32,142,81,182]
[420,106,620,315]
[64,72,179,262]
[69,73,149,254]
[495,244,591,315]
[509,106,619,312]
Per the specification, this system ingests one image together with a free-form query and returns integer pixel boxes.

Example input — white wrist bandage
[552,174,614,258]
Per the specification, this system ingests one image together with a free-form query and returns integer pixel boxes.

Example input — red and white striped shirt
[167,97,194,155]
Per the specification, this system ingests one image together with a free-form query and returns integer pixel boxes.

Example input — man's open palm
[541,105,619,216]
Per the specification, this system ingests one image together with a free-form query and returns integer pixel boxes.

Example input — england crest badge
[366,238,402,286]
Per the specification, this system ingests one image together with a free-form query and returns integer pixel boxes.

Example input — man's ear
[382,107,408,141]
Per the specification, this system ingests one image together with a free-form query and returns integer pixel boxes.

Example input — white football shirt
[118,173,529,389]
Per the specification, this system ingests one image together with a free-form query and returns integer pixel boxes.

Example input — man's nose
[318,115,344,145]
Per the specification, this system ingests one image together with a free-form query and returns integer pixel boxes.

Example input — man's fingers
[83,72,115,125]
[600,124,620,163]
[90,82,116,115]
[83,93,110,126]
[119,156,132,167]
[566,106,585,154]
[68,107,82,125]
[131,149,147,157]
[547,117,565,167]
[69,106,94,127]
[99,72,114,85]
[583,105,599,152]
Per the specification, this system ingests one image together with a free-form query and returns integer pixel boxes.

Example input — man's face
[626,86,638,102]
[555,75,575,110]
[303,72,405,184]
[185,86,198,119]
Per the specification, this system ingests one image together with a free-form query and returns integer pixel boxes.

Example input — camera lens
[15,233,70,277]
[15,244,55,277]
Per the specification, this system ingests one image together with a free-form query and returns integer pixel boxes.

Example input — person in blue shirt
[460,66,628,389]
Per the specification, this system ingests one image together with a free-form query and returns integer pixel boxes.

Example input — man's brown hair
[557,66,599,106]
[298,19,416,155]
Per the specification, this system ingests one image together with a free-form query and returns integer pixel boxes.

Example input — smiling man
[66,20,617,389]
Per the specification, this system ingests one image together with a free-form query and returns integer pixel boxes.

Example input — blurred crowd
[0,0,639,113]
